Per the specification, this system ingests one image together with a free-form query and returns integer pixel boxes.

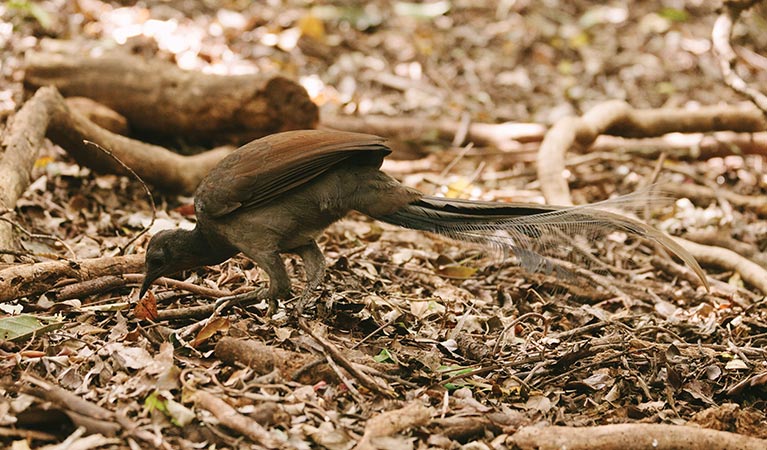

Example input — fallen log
[25,41,318,143]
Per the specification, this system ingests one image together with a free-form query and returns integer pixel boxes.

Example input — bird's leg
[250,251,292,315]
[294,241,326,316]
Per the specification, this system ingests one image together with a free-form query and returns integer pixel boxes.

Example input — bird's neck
[174,226,238,267]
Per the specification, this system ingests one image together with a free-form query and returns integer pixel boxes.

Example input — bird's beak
[139,273,156,299]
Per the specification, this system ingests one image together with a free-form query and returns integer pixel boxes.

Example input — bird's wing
[195,130,391,218]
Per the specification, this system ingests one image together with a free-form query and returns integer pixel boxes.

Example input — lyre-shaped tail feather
[376,192,709,290]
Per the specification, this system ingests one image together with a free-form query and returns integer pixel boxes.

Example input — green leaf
[7,0,54,29]
[437,365,471,374]
[145,391,196,427]
[374,348,394,363]
[658,8,688,22]
[144,391,169,415]
[0,314,64,342]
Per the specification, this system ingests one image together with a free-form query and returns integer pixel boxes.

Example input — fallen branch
[536,100,766,205]
[649,256,751,306]
[25,40,318,142]
[214,336,324,380]
[0,254,143,301]
[429,415,507,442]
[52,274,231,301]
[20,374,155,445]
[659,182,767,217]
[509,423,767,450]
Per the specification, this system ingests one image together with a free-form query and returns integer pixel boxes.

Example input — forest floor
[1,1,766,449]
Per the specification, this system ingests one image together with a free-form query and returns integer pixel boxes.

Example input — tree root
[536,100,766,205]
[46,88,232,194]
[675,237,767,295]
[322,114,545,150]
[0,87,60,254]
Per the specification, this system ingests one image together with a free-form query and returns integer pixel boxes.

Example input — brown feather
[195,130,390,218]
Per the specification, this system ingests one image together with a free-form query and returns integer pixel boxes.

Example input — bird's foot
[262,286,293,318]
[292,295,311,319]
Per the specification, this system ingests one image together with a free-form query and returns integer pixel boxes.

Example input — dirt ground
[0,1,766,449]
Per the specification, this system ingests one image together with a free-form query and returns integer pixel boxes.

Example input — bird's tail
[375,193,708,289]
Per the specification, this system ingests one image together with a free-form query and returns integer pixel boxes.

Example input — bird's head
[140,229,199,298]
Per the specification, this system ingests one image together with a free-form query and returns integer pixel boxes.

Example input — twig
[529,351,625,387]
[83,140,156,254]
[439,142,475,179]
[350,313,401,350]
[21,374,156,444]
[493,312,547,356]
[0,214,75,259]
[298,318,395,397]
[156,288,263,322]
[428,365,498,390]
[325,355,364,402]
[173,288,263,340]
[54,274,231,301]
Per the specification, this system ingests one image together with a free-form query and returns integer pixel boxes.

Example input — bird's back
[194,130,392,219]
